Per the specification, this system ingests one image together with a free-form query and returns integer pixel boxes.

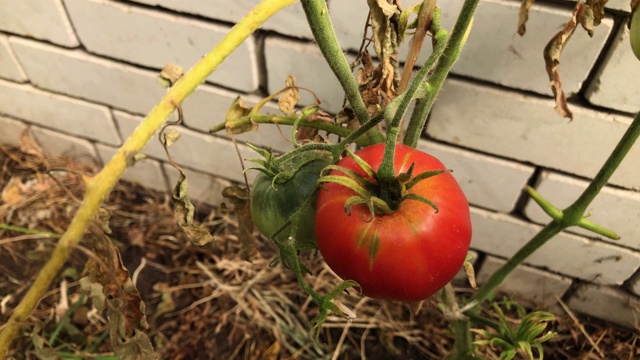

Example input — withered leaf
[158,63,183,88]
[517,0,535,36]
[399,0,435,92]
[82,234,159,359]
[367,0,400,100]
[277,76,300,116]
[222,186,257,260]
[225,96,256,135]
[543,2,583,120]
[19,127,46,162]
[172,171,215,246]
[161,129,181,147]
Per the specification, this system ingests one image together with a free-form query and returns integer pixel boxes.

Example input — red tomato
[315,144,472,301]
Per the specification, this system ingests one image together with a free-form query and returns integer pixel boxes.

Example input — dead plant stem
[0,0,298,355]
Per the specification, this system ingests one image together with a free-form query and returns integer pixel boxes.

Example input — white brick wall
[0,0,639,327]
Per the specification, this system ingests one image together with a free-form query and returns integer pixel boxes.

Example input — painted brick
[96,144,168,191]
[64,0,259,92]
[427,78,640,190]
[129,0,313,39]
[181,87,296,153]
[113,110,256,183]
[476,256,572,310]
[9,37,167,115]
[331,0,612,96]
[0,116,27,147]
[470,207,640,285]
[0,35,27,82]
[0,79,121,145]
[30,125,97,166]
[524,171,640,251]
[586,22,640,114]
[0,0,78,47]
[164,164,232,207]
[418,140,534,213]
[566,284,640,329]
[264,36,346,114]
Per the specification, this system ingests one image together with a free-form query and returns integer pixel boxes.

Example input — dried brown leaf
[517,0,535,36]
[225,96,256,135]
[172,171,215,246]
[277,76,299,116]
[83,234,159,359]
[19,127,46,162]
[161,129,181,148]
[222,186,257,261]
[367,0,400,101]
[543,2,582,120]
[158,63,183,88]
[399,0,435,92]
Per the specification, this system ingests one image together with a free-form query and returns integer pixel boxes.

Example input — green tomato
[631,5,640,61]
[250,158,329,245]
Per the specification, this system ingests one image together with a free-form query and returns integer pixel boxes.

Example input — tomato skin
[251,159,329,245]
[315,144,472,301]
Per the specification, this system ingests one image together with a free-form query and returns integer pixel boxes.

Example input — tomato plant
[315,144,472,301]
[250,150,331,245]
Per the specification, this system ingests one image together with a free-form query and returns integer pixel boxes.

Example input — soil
[0,140,638,359]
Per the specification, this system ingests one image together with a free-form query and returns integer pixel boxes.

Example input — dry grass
[0,141,638,359]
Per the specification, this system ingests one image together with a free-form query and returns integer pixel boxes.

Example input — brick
[64,0,258,92]
[113,110,256,183]
[476,256,572,310]
[129,0,313,39]
[164,164,232,207]
[427,78,640,190]
[9,37,166,115]
[30,125,97,166]
[0,35,27,82]
[629,271,640,296]
[524,171,640,251]
[95,144,168,191]
[331,0,612,96]
[264,36,346,114]
[181,87,296,153]
[0,116,27,147]
[566,283,640,329]
[0,0,78,47]
[586,22,640,114]
[0,79,121,145]
[417,140,534,213]
[470,207,640,285]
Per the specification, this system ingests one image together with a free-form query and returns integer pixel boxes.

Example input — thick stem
[470,110,640,306]
[300,0,385,144]
[0,0,298,355]
[403,0,479,148]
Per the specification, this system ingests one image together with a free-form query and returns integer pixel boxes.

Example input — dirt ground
[1,137,639,359]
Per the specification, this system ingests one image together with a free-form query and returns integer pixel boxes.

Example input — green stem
[470,110,640,306]
[300,0,385,144]
[403,0,479,148]
[0,224,61,238]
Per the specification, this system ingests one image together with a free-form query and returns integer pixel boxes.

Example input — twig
[555,295,605,358]
[0,0,298,355]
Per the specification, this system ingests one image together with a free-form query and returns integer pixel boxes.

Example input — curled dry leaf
[158,63,183,88]
[222,186,257,261]
[543,0,608,119]
[517,0,535,36]
[366,0,400,101]
[171,171,215,246]
[399,0,435,93]
[543,2,583,120]
[83,233,159,359]
[277,76,300,116]
[225,96,256,135]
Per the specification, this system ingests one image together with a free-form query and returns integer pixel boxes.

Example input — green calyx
[318,149,447,221]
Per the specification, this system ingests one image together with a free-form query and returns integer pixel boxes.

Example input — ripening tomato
[315,144,472,301]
